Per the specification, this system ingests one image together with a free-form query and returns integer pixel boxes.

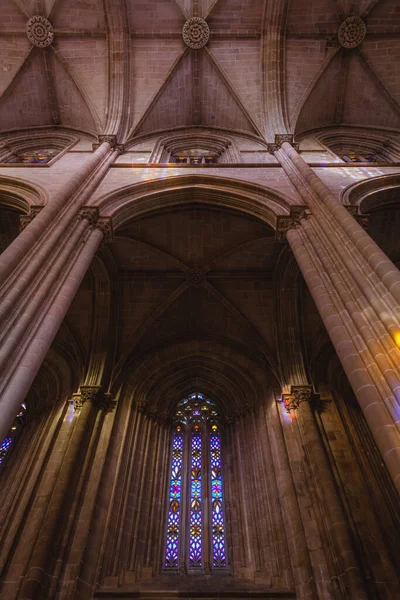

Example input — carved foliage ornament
[182,18,210,49]
[338,17,366,49]
[26,16,54,48]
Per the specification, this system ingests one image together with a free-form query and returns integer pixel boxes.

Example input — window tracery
[164,393,227,572]
[8,148,59,164]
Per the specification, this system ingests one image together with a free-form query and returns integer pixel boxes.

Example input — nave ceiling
[0,0,399,142]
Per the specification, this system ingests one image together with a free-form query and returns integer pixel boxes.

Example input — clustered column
[271,135,400,495]
[0,137,122,442]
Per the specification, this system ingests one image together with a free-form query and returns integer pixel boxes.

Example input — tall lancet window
[164,393,227,572]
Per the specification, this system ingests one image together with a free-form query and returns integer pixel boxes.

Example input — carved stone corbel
[281,385,323,412]
[276,206,311,241]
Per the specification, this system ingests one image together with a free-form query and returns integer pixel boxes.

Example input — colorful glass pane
[0,437,13,465]
[165,427,184,568]
[210,425,226,568]
[189,427,203,567]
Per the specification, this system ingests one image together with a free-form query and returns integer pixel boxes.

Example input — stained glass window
[164,393,227,572]
[165,425,184,568]
[8,149,58,164]
[189,426,203,567]
[210,424,226,568]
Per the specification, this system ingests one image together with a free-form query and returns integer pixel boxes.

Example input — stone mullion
[229,421,247,574]
[267,399,317,599]
[287,225,400,493]
[0,226,104,443]
[285,389,368,598]
[57,398,117,600]
[301,215,400,414]
[17,395,98,599]
[50,401,106,599]
[109,407,143,578]
[127,415,153,577]
[278,142,400,327]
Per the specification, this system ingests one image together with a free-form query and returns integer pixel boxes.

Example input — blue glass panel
[165,426,184,568]
[189,426,202,567]
[210,425,226,568]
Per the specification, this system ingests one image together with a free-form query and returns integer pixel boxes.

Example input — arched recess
[0,175,47,253]
[96,336,286,590]
[342,174,400,265]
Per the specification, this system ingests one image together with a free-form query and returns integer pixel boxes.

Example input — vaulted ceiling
[0,0,399,142]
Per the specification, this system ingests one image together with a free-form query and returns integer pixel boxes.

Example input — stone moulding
[26,16,54,48]
[182,17,210,49]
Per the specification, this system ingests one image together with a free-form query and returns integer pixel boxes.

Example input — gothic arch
[96,174,295,231]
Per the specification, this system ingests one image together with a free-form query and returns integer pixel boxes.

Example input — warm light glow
[394,332,400,348]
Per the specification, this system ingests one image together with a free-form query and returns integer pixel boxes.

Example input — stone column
[0,220,109,442]
[0,137,119,285]
[17,387,102,600]
[271,136,400,495]
[283,386,368,599]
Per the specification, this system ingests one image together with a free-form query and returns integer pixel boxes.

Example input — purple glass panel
[210,425,226,568]
[165,427,184,568]
[189,426,202,567]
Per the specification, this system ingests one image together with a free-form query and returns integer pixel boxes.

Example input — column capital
[276,206,311,241]
[19,205,43,231]
[96,392,117,412]
[268,134,300,153]
[94,216,113,242]
[92,135,118,151]
[281,385,313,412]
[78,206,99,225]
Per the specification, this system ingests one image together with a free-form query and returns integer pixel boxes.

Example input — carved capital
[79,206,99,225]
[80,385,102,405]
[97,392,117,412]
[268,134,299,154]
[276,206,310,240]
[115,144,125,155]
[282,385,314,412]
[95,217,113,242]
[99,135,117,148]
[19,205,43,231]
